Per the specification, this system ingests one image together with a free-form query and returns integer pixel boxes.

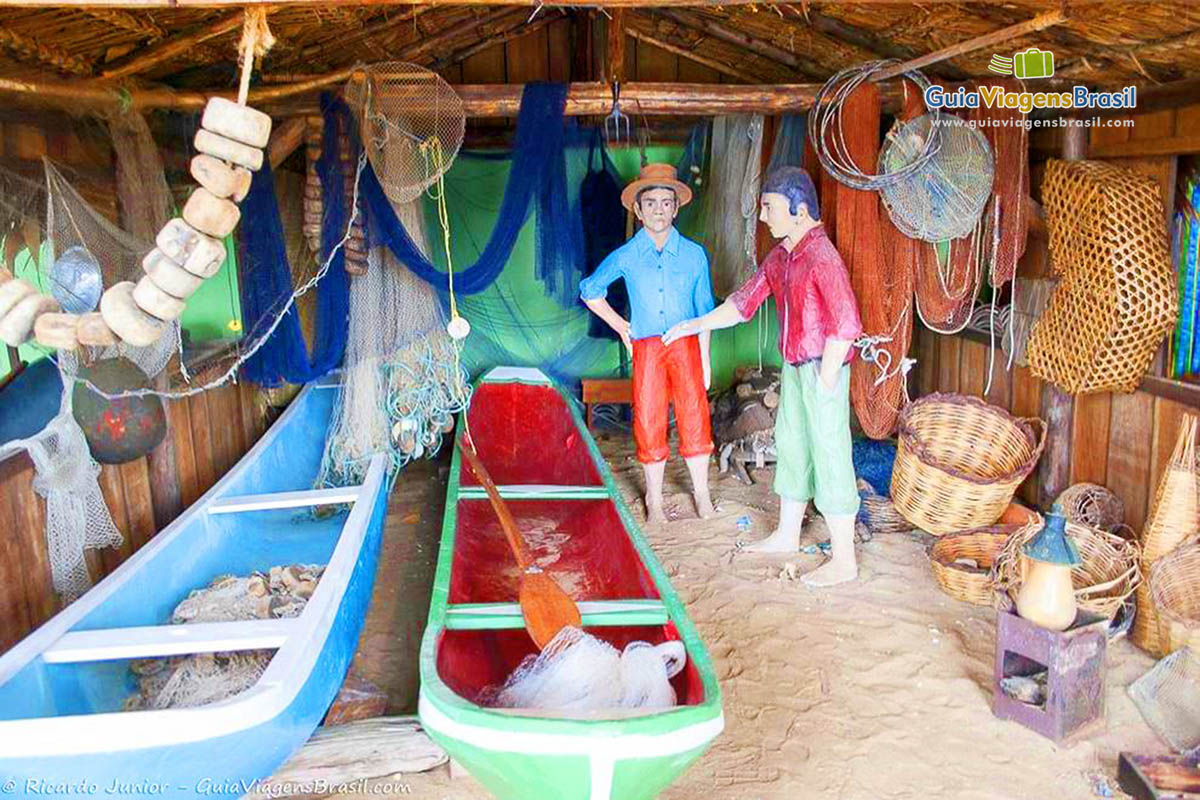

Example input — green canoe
[418,366,724,800]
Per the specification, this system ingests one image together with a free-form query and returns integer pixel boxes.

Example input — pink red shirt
[728,225,863,365]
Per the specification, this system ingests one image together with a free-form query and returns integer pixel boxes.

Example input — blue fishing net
[767,114,808,173]
[852,436,898,497]
[581,129,629,343]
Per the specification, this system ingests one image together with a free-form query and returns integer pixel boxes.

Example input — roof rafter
[98,10,245,80]
[429,8,567,72]
[625,14,763,83]
[0,20,92,75]
[654,8,826,80]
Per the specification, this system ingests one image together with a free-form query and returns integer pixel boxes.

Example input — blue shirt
[579,227,716,340]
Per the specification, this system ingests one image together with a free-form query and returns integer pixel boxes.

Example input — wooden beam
[626,28,758,84]
[872,10,1069,82]
[267,116,307,168]
[0,0,1097,7]
[0,75,904,116]
[1063,78,1200,119]
[0,23,92,75]
[801,10,969,80]
[393,7,516,65]
[1090,134,1200,159]
[656,8,825,80]
[98,11,244,80]
[428,9,566,72]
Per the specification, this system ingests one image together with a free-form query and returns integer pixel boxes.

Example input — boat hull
[419,367,723,800]
[0,382,390,799]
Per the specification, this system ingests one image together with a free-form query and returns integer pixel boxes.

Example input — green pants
[773,361,861,516]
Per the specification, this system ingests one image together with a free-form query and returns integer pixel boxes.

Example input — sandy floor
[374,431,1170,800]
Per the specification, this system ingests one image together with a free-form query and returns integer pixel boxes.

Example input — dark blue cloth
[0,359,61,446]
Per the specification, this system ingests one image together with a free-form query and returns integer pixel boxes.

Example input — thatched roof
[0,2,1195,98]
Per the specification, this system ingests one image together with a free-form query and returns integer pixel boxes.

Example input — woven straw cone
[992,518,1141,620]
[1133,415,1199,656]
[929,522,1038,606]
[1056,482,1126,532]
[892,393,1046,536]
[1149,543,1200,654]
[1027,160,1177,395]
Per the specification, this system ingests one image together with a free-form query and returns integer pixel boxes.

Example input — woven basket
[1056,482,1126,532]
[928,523,1033,606]
[1133,415,1199,656]
[1150,544,1200,654]
[1027,160,1177,395]
[992,519,1142,620]
[892,394,1046,535]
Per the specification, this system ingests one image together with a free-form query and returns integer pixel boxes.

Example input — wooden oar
[456,436,581,649]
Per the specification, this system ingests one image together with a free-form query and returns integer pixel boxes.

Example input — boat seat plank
[209,486,361,515]
[445,600,667,630]
[457,485,609,500]
[43,618,302,663]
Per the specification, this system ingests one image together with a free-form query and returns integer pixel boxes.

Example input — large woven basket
[1056,482,1126,533]
[1027,159,1177,395]
[1133,415,1199,656]
[892,394,1046,535]
[1150,544,1200,654]
[992,519,1142,620]
[928,521,1038,606]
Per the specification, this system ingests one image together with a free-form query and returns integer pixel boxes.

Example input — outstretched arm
[583,296,633,356]
[661,299,746,346]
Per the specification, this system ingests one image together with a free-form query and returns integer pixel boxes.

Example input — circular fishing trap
[879,115,994,242]
[344,62,466,205]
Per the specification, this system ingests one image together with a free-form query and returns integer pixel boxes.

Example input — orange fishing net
[822,82,915,438]
[970,77,1030,289]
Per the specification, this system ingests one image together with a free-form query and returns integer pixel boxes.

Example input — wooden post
[1037,123,1085,509]
[606,8,626,85]
[569,10,593,83]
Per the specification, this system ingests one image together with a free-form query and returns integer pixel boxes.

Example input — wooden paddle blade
[519,571,582,649]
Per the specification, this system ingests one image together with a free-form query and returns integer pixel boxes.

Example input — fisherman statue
[664,166,864,587]
[581,163,717,524]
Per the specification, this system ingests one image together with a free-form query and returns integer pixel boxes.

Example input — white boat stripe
[209,486,361,514]
[43,619,302,664]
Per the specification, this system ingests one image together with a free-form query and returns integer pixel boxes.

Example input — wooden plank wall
[0,119,272,653]
[913,102,1200,534]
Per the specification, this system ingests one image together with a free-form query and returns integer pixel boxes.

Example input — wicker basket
[1133,415,1199,656]
[1056,482,1126,532]
[892,394,1046,535]
[1027,160,1177,395]
[992,519,1142,620]
[928,522,1036,606]
[1150,543,1200,654]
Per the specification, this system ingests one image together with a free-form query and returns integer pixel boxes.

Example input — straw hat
[620,163,693,211]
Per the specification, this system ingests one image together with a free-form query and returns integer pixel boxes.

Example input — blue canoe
[0,381,389,799]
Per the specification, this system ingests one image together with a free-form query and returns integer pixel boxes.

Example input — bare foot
[801,557,858,587]
[646,497,668,524]
[694,490,715,519]
[741,527,800,554]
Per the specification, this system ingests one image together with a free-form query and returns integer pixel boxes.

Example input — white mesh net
[1128,646,1200,754]
[879,115,995,242]
[703,115,764,297]
[344,62,466,205]
[489,626,685,713]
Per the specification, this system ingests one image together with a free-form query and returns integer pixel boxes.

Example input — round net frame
[344,62,466,205]
[879,114,995,242]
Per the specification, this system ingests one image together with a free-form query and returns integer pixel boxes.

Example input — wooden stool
[580,378,633,430]
[992,609,1108,745]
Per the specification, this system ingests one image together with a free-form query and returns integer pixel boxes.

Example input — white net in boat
[490,627,685,713]
[879,115,994,243]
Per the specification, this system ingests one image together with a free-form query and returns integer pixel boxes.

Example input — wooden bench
[580,377,633,430]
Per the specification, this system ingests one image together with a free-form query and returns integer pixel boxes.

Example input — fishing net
[968,77,1030,289]
[703,115,763,296]
[125,565,323,710]
[826,82,914,439]
[1128,647,1200,755]
[488,626,685,713]
[344,62,466,206]
[878,115,994,243]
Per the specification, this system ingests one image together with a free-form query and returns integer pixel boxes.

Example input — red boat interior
[449,499,659,604]
[436,622,707,707]
[460,382,602,487]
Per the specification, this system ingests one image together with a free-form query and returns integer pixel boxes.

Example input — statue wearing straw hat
[664,167,864,587]
[580,163,716,524]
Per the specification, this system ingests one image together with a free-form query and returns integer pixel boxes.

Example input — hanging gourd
[71,357,167,464]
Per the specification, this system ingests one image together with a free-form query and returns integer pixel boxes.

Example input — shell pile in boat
[124,564,324,711]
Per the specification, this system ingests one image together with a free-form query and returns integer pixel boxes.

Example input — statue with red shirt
[664,166,863,587]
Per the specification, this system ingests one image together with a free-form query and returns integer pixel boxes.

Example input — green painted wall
[430,145,780,390]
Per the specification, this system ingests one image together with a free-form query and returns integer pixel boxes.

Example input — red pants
[632,335,714,464]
